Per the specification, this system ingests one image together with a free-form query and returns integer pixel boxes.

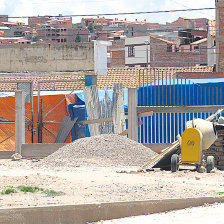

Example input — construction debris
[37,134,157,168]
[11,153,22,161]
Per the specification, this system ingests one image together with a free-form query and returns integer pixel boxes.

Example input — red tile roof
[190,38,207,45]
[0,66,213,92]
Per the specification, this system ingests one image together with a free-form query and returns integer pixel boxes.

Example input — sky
[0,0,216,24]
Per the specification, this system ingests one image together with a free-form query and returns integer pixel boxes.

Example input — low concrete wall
[0,151,14,159]
[1,143,170,159]
[0,43,94,72]
[21,143,65,157]
[0,197,224,224]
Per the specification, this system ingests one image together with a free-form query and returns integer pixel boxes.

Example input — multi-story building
[125,35,150,67]
[34,17,88,43]
[215,0,224,72]
[0,21,32,39]
[150,35,207,67]
[28,16,52,27]
[123,32,208,67]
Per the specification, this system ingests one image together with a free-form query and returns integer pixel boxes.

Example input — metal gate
[137,68,224,143]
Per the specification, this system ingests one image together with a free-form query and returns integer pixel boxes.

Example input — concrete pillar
[128,88,138,141]
[15,90,25,154]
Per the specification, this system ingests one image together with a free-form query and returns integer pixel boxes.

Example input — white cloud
[0,0,216,24]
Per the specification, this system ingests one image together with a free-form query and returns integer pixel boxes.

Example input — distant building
[0,37,31,45]
[215,0,224,72]
[28,16,52,27]
[127,24,150,37]
[123,32,207,67]
[125,35,150,67]
[1,22,32,38]
[0,15,8,23]
[34,16,88,43]
[81,17,112,27]
[108,38,125,67]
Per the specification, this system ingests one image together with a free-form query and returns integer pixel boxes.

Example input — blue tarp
[68,88,128,141]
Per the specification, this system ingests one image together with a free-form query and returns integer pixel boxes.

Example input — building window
[175,47,179,52]
[194,46,199,52]
[128,46,135,57]
[167,45,172,52]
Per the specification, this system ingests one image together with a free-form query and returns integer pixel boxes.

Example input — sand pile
[37,134,157,168]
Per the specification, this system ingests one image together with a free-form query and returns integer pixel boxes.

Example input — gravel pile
[37,134,157,168]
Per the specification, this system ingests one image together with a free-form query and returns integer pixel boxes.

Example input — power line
[1,7,217,19]
[168,0,214,18]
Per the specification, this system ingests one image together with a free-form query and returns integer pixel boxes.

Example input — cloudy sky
[0,0,215,24]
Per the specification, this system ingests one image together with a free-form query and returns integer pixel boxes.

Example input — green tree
[88,22,95,33]
[75,33,81,42]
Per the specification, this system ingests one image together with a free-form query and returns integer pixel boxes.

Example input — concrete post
[15,90,25,154]
[128,88,138,141]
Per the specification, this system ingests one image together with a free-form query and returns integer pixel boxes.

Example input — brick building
[108,38,125,67]
[166,17,208,30]
[215,0,224,72]
[0,37,31,45]
[28,16,52,27]
[150,36,207,67]
[34,17,89,43]
[121,34,207,67]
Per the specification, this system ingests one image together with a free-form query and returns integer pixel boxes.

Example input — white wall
[207,34,216,66]
[125,36,150,66]
[94,40,112,75]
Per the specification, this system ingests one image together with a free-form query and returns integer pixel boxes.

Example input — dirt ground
[0,159,224,209]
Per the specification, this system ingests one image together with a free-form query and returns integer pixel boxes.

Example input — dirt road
[0,159,224,208]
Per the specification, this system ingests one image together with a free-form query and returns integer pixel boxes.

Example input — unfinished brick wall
[108,39,125,67]
[216,0,224,72]
[166,17,208,30]
[150,37,207,67]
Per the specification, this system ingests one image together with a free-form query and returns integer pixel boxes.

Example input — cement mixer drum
[186,118,217,150]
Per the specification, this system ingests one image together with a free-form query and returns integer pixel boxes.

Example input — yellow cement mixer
[171,118,217,173]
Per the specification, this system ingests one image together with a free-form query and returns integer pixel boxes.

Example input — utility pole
[145,39,149,67]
